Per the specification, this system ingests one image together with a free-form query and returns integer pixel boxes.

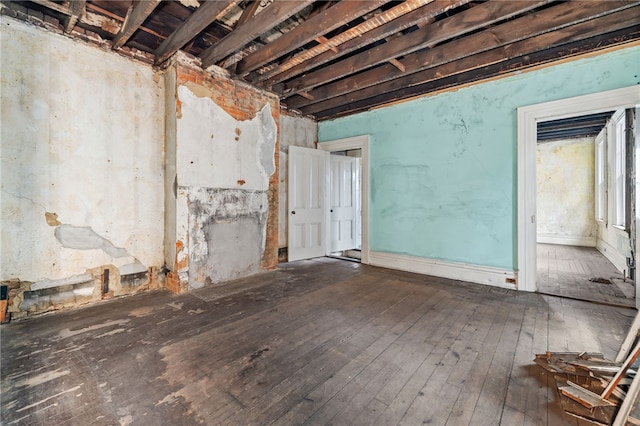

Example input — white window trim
[594,127,607,223]
[612,109,626,229]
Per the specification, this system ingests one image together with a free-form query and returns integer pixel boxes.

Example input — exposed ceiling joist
[235,0,262,27]
[537,111,615,141]
[226,0,262,72]
[112,0,162,50]
[286,0,639,113]
[16,0,640,121]
[312,27,640,119]
[64,0,86,33]
[302,10,640,116]
[199,0,316,68]
[233,0,392,76]
[30,0,70,15]
[258,0,469,87]
[278,0,552,97]
[154,0,239,66]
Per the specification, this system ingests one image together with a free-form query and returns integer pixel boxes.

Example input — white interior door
[329,155,358,253]
[288,146,328,261]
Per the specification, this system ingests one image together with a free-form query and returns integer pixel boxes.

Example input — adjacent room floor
[537,243,635,308]
[1,258,635,425]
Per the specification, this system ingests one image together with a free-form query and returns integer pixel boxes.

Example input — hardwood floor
[1,258,634,425]
[537,243,635,308]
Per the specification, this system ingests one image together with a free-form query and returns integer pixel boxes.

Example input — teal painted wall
[319,46,640,270]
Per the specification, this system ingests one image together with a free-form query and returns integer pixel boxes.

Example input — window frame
[612,109,626,229]
[594,127,607,223]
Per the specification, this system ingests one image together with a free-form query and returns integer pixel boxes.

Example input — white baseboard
[537,234,596,247]
[369,251,517,290]
[596,239,628,274]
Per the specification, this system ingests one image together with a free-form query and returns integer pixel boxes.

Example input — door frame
[318,135,370,264]
[517,85,640,293]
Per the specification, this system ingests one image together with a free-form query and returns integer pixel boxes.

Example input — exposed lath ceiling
[16,0,640,120]
[537,111,615,142]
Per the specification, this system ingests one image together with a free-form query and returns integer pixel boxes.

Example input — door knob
[291,211,296,215]
[330,209,334,212]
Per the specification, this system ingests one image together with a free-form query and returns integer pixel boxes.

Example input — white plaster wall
[176,85,276,191]
[278,113,317,249]
[1,17,165,282]
[537,137,597,246]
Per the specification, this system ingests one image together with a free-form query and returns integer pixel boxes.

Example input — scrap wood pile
[535,313,640,425]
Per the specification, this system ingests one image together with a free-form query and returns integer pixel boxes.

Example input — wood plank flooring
[537,243,635,308]
[1,258,635,425]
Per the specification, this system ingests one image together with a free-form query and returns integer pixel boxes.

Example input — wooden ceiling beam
[388,58,406,72]
[154,0,239,66]
[199,0,315,69]
[233,0,391,76]
[64,0,86,33]
[225,1,263,72]
[112,0,162,50]
[30,0,70,15]
[286,0,638,111]
[302,6,640,117]
[315,36,339,54]
[257,0,466,86]
[314,26,640,120]
[278,0,552,96]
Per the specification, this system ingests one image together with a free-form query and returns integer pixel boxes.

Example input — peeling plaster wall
[1,17,165,314]
[278,113,317,251]
[319,45,640,272]
[167,58,279,290]
[537,137,596,246]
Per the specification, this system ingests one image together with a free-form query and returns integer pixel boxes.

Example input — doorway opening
[318,135,370,264]
[517,85,639,308]
[327,149,362,262]
[287,135,370,264]
[535,111,635,307]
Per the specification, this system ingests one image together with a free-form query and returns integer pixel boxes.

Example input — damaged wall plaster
[54,224,131,258]
[537,137,597,246]
[176,85,276,191]
[166,60,279,290]
[1,17,165,314]
[186,188,269,286]
[278,113,317,252]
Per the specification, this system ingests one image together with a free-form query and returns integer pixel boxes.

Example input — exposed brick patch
[166,272,183,294]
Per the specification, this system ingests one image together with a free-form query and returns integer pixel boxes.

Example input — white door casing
[517,85,640,293]
[319,135,370,264]
[329,155,358,253]
[288,146,328,261]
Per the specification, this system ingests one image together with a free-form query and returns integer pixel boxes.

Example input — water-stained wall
[1,17,165,316]
[319,45,639,273]
[165,56,279,291]
[537,137,596,246]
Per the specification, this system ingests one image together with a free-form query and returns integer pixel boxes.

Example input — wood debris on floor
[535,312,640,425]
